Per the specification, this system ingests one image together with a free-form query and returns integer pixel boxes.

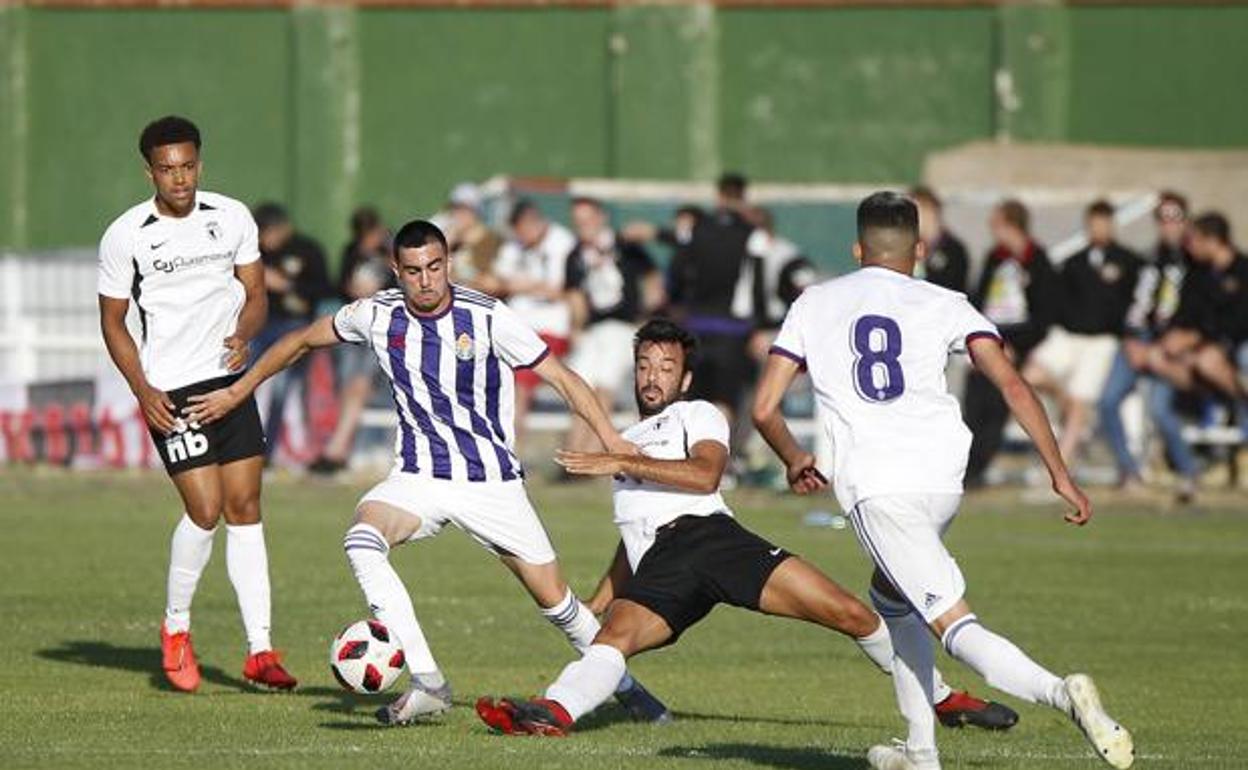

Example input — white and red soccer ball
[329,619,405,694]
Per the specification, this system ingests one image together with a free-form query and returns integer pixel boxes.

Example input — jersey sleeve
[332,297,373,344]
[97,221,135,299]
[682,401,731,451]
[233,204,261,266]
[769,291,808,367]
[492,301,549,369]
[947,297,1002,354]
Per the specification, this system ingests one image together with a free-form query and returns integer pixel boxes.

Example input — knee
[185,503,223,530]
[841,597,882,638]
[222,496,260,525]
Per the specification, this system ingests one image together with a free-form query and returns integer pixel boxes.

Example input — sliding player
[475,319,1014,735]
[752,192,1133,769]
[97,116,296,692]
[184,220,668,725]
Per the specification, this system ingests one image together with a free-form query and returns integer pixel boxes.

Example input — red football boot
[935,689,1019,730]
[477,697,573,736]
[160,622,201,693]
[242,650,298,691]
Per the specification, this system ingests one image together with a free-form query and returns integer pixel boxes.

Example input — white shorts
[849,494,965,623]
[1029,328,1118,402]
[567,320,637,393]
[359,473,557,565]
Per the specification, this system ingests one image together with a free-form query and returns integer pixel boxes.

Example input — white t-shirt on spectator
[495,222,575,338]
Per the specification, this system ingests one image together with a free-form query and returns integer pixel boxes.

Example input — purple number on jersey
[851,315,905,403]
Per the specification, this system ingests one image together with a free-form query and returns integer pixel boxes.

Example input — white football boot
[376,676,453,726]
[867,741,940,770]
[1064,674,1134,768]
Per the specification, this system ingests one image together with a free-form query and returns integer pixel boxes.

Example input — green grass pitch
[1,469,1245,769]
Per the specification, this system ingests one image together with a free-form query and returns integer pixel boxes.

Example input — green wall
[1,3,1244,254]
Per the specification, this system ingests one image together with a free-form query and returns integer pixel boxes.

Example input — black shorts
[149,373,266,476]
[619,513,793,641]
[689,333,755,411]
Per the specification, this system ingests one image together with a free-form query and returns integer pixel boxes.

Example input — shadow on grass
[37,640,250,692]
[670,709,858,730]
[658,743,867,770]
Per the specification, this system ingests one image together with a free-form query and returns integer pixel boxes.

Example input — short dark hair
[908,185,942,210]
[1086,199,1115,219]
[570,196,604,212]
[1155,190,1188,222]
[634,318,698,374]
[1191,212,1232,245]
[996,199,1030,233]
[392,219,448,258]
[252,202,289,231]
[139,116,201,162]
[856,191,919,242]
[509,199,541,227]
[350,206,383,239]
[675,204,704,221]
[717,172,748,201]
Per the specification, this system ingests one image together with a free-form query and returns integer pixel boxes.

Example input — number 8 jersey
[770,265,1000,510]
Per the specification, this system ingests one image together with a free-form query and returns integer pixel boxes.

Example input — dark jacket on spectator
[1172,252,1248,345]
[262,233,333,322]
[1057,242,1142,336]
[971,241,1058,358]
[1124,241,1192,338]
[667,208,753,323]
[922,230,970,293]
[564,235,655,325]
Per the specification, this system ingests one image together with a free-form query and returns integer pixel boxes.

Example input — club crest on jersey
[205,220,222,242]
[455,332,475,361]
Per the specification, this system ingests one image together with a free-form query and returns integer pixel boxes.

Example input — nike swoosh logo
[769,548,783,557]
[150,241,168,250]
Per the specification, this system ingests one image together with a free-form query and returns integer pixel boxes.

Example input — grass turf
[1,469,1245,769]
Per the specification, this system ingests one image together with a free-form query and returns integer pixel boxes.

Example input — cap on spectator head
[449,183,482,211]
[252,202,289,231]
[717,172,748,201]
[1155,190,1188,223]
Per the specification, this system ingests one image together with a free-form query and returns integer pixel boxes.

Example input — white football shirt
[611,399,733,570]
[771,266,1000,511]
[333,285,549,483]
[494,222,576,337]
[97,191,260,391]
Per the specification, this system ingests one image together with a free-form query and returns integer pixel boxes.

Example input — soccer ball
[329,619,405,694]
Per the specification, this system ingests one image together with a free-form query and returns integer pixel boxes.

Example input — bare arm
[222,261,268,372]
[182,314,341,425]
[751,352,827,495]
[555,438,727,494]
[99,295,176,434]
[587,540,632,615]
[968,336,1091,525]
[533,354,633,454]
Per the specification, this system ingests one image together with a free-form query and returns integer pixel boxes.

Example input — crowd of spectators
[251,178,1246,502]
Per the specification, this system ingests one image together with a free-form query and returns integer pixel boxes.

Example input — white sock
[539,589,636,695]
[343,524,440,677]
[887,610,939,757]
[226,523,272,654]
[942,614,1069,711]
[868,589,953,703]
[165,514,215,634]
[545,643,627,721]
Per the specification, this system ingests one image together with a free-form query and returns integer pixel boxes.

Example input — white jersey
[494,222,575,337]
[97,191,260,391]
[333,285,548,483]
[771,266,999,510]
[611,400,732,570]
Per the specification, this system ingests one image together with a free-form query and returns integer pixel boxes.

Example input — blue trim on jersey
[388,307,454,479]
[452,307,517,481]
[483,314,518,479]
[385,311,419,474]
[417,316,487,481]
[452,285,497,307]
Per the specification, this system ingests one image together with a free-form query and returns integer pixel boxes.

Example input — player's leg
[346,495,451,725]
[162,464,225,692]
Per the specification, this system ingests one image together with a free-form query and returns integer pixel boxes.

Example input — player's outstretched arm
[751,353,827,495]
[557,438,728,493]
[99,295,176,435]
[587,540,631,615]
[533,355,634,454]
[968,336,1092,525]
[182,315,340,425]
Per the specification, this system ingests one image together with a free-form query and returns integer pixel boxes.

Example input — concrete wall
[1,2,1244,254]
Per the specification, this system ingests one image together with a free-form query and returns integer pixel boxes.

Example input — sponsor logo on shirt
[152,251,234,274]
[205,220,222,242]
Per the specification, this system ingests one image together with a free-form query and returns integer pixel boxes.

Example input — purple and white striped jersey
[332,285,549,482]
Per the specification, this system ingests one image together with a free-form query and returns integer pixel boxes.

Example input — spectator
[1098,191,1193,489]
[443,183,503,294]
[666,172,757,422]
[741,207,818,361]
[309,206,392,475]
[252,202,333,461]
[562,197,663,455]
[1023,200,1142,464]
[964,199,1059,487]
[494,200,577,440]
[910,185,969,292]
